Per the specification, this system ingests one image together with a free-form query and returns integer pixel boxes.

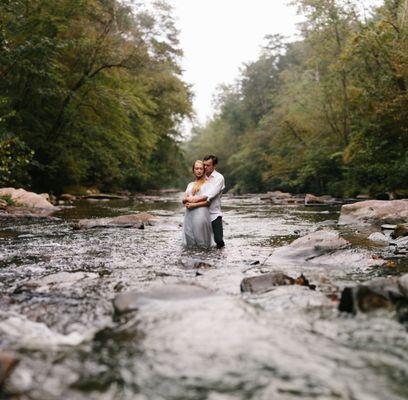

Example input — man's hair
[203,154,218,165]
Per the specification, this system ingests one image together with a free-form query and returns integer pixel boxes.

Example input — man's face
[203,159,215,176]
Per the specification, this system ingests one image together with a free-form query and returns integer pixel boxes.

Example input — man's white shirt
[205,170,225,222]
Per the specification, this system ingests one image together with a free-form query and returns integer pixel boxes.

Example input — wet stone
[73,213,156,229]
[339,275,408,315]
[273,230,350,260]
[339,200,408,226]
[368,232,388,242]
[391,224,408,239]
[240,272,315,294]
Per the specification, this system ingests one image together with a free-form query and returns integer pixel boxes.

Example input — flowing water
[0,193,407,400]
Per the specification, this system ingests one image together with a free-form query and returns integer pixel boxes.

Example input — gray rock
[240,272,315,294]
[241,272,295,293]
[368,232,388,242]
[339,276,407,314]
[390,236,408,254]
[339,200,408,226]
[305,193,337,205]
[273,230,350,260]
[113,284,213,314]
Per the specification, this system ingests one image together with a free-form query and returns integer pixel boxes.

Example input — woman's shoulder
[185,182,194,192]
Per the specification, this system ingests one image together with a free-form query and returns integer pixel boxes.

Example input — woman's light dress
[182,182,213,248]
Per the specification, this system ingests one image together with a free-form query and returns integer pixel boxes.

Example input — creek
[0,193,407,400]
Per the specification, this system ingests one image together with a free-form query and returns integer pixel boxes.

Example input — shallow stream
[0,193,407,400]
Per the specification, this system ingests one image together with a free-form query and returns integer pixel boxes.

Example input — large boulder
[338,200,408,226]
[272,230,384,268]
[0,188,55,210]
[74,213,157,229]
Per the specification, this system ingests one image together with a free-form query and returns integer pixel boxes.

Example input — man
[203,155,225,248]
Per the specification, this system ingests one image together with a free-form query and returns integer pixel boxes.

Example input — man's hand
[185,202,195,209]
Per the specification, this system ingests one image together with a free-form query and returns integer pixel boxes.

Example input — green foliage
[0,194,16,206]
[185,0,408,196]
[0,0,192,192]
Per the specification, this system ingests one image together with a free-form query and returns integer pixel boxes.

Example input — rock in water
[0,188,55,210]
[273,230,350,260]
[338,200,408,226]
[305,194,337,205]
[368,232,388,242]
[240,272,315,293]
[74,213,157,229]
[241,272,295,293]
[391,224,408,239]
[339,275,408,315]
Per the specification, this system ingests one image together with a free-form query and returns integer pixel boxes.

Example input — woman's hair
[191,160,206,195]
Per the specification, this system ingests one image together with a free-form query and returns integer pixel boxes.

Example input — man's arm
[205,175,225,202]
[185,200,209,209]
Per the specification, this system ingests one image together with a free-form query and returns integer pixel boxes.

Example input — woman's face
[193,161,204,178]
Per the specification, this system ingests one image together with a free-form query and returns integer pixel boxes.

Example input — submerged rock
[338,200,408,226]
[113,284,213,314]
[74,213,156,229]
[240,272,315,294]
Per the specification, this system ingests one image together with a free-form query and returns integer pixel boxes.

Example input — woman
[182,160,213,248]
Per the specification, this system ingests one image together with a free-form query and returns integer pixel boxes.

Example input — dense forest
[185,0,408,197]
[0,0,192,193]
[1,0,407,196]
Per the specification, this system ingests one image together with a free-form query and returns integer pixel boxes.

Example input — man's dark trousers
[212,216,224,248]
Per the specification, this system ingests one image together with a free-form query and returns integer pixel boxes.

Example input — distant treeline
[0,0,192,193]
[185,0,408,197]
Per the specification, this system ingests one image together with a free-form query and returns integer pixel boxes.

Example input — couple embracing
[182,155,225,249]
